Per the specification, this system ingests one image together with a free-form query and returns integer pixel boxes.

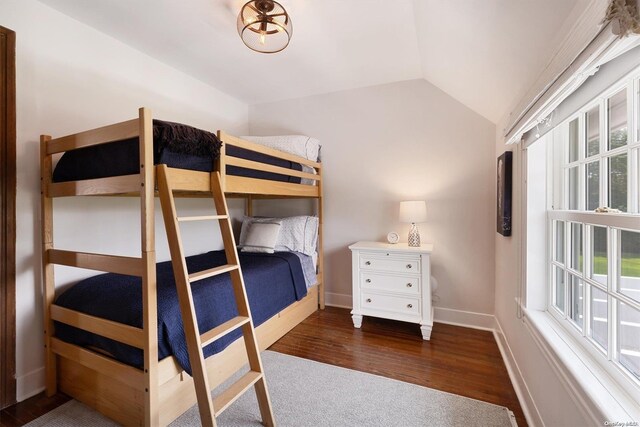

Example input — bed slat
[220,132,321,169]
[226,157,320,182]
[49,174,141,197]
[51,305,145,349]
[46,119,139,155]
[48,249,143,276]
[225,175,320,197]
[51,338,144,390]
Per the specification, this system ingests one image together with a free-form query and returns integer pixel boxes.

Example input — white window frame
[547,68,640,402]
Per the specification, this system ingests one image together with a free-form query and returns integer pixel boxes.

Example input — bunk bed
[40,107,324,426]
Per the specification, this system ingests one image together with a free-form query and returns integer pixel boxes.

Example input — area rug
[25,351,516,426]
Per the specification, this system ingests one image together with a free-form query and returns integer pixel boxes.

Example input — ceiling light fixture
[237,0,292,54]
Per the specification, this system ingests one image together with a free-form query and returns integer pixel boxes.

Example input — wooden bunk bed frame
[40,107,324,426]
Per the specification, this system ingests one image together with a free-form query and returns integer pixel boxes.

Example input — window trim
[524,307,640,423]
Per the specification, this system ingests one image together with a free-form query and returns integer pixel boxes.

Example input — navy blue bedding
[226,145,302,183]
[54,250,307,375]
[52,120,303,184]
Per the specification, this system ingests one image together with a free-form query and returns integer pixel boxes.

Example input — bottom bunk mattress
[54,250,309,375]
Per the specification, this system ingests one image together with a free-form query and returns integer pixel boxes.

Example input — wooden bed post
[246,195,253,217]
[40,135,57,396]
[215,131,226,192]
[138,108,159,426]
[317,165,325,309]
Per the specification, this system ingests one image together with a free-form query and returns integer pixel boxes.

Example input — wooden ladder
[157,165,275,427]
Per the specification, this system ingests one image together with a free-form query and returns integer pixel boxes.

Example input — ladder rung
[213,371,263,416]
[189,263,238,283]
[200,316,250,347]
[177,214,228,222]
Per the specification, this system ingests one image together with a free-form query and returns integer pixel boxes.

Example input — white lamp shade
[399,201,427,223]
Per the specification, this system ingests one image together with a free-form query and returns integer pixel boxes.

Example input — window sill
[523,308,639,423]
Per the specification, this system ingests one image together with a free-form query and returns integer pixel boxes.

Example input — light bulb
[260,32,266,45]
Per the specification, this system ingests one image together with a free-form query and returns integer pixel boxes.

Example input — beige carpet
[26,351,516,427]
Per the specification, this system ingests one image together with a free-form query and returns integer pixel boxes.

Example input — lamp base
[408,223,421,247]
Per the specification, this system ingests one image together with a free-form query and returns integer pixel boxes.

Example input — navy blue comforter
[54,250,307,374]
[52,119,304,184]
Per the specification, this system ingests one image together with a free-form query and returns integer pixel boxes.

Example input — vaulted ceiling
[38,0,583,123]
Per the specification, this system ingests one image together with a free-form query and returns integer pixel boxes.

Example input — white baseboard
[493,319,543,427]
[323,293,496,332]
[16,367,45,402]
[324,292,352,308]
[433,306,495,331]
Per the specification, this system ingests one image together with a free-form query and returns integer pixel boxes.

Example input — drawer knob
[406,283,412,288]
[365,261,371,266]
[406,264,412,269]
[366,298,372,303]
[366,279,371,283]
[407,304,413,309]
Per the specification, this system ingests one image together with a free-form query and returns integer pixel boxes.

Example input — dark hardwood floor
[0,393,69,427]
[270,307,526,427]
[0,307,526,426]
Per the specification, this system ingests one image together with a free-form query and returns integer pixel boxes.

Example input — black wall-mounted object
[497,151,512,237]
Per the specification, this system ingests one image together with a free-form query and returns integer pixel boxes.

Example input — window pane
[569,166,579,210]
[569,118,580,162]
[590,226,607,286]
[608,90,627,150]
[590,285,608,351]
[608,154,627,212]
[619,230,640,304]
[570,223,583,273]
[586,106,600,157]
[586,161,599,211]
[554,266,565,313]
[570,274,584,330]
[617,300,640,381]
[555,221,565,264]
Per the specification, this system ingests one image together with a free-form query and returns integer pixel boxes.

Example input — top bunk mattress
[51,119,308,184]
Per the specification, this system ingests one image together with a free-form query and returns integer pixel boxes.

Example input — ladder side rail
[210,172,275,425]
[157,164,217,427]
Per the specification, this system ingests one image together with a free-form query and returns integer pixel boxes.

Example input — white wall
[2,0,249,400]
[494,127,591,426]
[249,79,497,322]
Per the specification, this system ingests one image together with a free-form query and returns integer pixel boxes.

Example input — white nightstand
[349,241,434,340]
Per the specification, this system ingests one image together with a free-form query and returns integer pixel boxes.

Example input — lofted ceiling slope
[38,0,583,123]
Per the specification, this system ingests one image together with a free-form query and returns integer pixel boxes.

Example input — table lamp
[399,201,427,247]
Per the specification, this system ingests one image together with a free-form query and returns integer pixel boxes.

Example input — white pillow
[240,221,282,254]
[239,216,318,256]
[241,135,321,162]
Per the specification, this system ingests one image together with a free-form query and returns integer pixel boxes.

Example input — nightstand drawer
[359,255,420,273]
[360,273,420,295]
[361,292,420,316]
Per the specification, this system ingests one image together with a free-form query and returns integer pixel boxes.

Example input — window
[548,75,640,395]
